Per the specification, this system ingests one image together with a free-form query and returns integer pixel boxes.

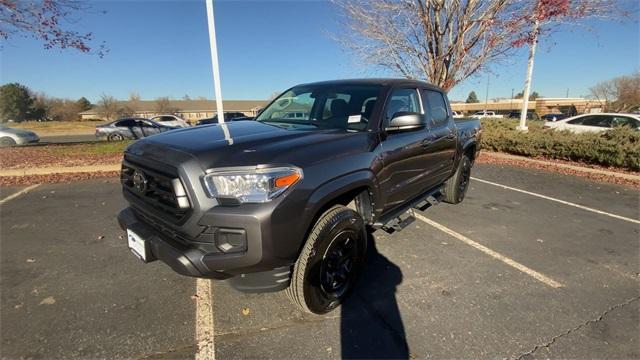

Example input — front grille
[121,159,191,224]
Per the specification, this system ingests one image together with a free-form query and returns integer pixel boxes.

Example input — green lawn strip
[47,141,131,156]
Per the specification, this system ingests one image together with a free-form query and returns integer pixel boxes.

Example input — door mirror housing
[385,112,426,132]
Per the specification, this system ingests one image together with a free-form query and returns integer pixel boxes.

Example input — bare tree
[128,92,141,102]
[590,72,640,112]
[155,97,177,114]
[332,0,532,91]
[0,0,107,56]
[97,94,120,121]
[333,0,626,96]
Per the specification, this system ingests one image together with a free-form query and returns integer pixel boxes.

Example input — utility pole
[205,0,225,123]
[511,88,514,109]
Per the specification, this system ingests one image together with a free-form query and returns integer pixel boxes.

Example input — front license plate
[127,229,147,261]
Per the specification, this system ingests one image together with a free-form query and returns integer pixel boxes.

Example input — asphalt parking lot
[1,163,638,359]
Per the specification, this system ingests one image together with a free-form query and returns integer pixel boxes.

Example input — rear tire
[286,205,367,315]
[443,155,472,204]
[0,137,16,147]
[108,133,124,142]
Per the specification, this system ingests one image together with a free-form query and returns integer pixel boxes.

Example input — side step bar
[374,187,443,234]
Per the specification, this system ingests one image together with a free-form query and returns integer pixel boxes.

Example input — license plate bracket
[127,229,148,262]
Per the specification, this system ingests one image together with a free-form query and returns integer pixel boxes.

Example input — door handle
[421,139,432,147]
[446,133,455,140]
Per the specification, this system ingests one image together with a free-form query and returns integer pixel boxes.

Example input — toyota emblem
[132,170,148,193]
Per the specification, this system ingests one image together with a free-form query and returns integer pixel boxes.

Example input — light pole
[484,73,490,112]
[205,0,225,123]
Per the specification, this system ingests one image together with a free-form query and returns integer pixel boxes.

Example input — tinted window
[323,93,352,120]
[115,119,135,127]
[567,116,589,125]
[582,115,612,127]
[385,89,420,123]
[611,116,640,128]
[138,120,156,127]
[256,84,382,131]
[423,90,448,126]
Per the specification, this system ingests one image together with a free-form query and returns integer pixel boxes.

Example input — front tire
[443,155,472,204]
[0,137,17,147]
[286,205,367,315]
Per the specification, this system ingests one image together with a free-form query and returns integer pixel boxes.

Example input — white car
[452,111,464,119]
[0,125,39,146]
[149,115,190,128]
[470,111,504,119]
[543,113,640,134]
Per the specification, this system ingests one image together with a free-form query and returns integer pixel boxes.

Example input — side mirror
[385,112,425,132]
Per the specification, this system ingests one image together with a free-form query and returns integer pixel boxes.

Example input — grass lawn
[9,121,108,134]
[48,141,131,156]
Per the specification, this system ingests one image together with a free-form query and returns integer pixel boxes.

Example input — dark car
[96,118,179,141]
[507,111,540,120]
[196,112,250,125]
[118,79,481,314]
[541,113,568,122]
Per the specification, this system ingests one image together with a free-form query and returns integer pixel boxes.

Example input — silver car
[95,118,179,141]
[0,125,40,146]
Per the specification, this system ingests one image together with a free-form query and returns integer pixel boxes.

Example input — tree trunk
[518,19,540,132]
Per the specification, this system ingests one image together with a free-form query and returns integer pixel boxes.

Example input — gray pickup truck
[118,79,481,314]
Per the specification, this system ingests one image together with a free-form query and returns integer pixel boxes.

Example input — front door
[378,88,431,213]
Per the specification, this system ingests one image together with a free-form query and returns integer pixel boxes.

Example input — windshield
[256,84,383,131]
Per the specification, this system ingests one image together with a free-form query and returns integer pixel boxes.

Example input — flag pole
[205,0,225,123]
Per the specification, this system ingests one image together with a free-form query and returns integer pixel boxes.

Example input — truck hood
[125,120,371,171]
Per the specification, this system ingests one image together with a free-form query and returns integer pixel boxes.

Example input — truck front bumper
[117,207,293,292]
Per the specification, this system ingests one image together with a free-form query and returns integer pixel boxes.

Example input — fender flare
[300,170,379,236]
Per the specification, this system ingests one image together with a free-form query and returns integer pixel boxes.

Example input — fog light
[215,228,247,253]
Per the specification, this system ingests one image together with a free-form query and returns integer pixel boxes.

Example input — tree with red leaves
[332,0,624,98]
[511,0,622,130]
[0,0,107,57]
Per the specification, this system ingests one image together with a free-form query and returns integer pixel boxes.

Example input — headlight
[203,166,302,203]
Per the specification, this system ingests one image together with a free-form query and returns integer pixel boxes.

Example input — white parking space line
[415,213,565,289]
[195,279,215,360]
[0,184,40,205]
[471,177,640,225]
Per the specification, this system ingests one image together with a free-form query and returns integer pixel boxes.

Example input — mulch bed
[0,171,120,187]
[477,153,640,189]
[0,145,122,170]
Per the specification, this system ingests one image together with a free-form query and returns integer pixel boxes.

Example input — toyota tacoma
[118,79,481,314]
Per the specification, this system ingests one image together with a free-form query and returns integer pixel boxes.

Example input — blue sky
[1,0,638,103]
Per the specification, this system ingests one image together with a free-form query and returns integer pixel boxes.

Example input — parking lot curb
[0,164,120,177]
[482,152,640,181]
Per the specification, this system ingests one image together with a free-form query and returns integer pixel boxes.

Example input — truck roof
[297,78,444,92]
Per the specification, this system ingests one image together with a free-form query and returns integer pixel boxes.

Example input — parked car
[0,125,39,146]
[540,113,568,122]
[96,118,179,141]
[149,115,190,128]
[507,111,540,121]
[543,113,640,133]
[471,110,504,119]
[117,79,481,314]
[196,112,249,125]
[451,110,464,119]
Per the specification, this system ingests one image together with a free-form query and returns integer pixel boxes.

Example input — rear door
[421,89,457,187]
